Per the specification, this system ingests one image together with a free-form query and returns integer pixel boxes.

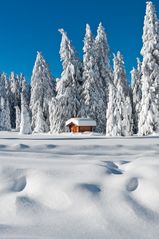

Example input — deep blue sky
[0,0,158,81]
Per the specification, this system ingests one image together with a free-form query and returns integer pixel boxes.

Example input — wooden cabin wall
[69,124,93,133]
[79,126,92,132]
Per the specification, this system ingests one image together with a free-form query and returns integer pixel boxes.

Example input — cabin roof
[66,118,96,127]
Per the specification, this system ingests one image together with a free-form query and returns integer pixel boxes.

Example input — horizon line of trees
[0,1,159,136]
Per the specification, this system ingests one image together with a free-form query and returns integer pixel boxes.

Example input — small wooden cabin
[66,118,96,133]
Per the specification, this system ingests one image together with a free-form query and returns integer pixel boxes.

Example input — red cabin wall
[69,124,93,133]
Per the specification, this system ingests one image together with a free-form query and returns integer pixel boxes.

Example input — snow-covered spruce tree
[95,22,112,97]
[9,72,19,104]
[9,72,20,128]
[19,74,30,104]
[0,72,29,131]
[20,93,32,134]
[0,98,11,131]
[30,52,55,133]
[1,73,10,99]
[49,29,82,133]
[138,2,159,136]
[131,58,142,134]
[0,74,11,131]
[79,24,106,133]
[95,23,113,133]
[34,102,48,133]
[106,52,132,136]
[3,99,11,131]
[106,83,121,136]
[0,73,6,100]
[0,74,5,129]
[15,106,21,131]
[9,72,30,129]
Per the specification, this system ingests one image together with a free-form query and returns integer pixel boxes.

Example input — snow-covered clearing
[0,131,159,238]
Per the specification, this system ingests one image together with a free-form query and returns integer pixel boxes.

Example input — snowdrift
[0,131,159,238]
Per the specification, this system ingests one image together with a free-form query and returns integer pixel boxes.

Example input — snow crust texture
[0,132,159,238]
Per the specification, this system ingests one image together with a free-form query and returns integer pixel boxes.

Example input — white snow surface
[0,131,159,238]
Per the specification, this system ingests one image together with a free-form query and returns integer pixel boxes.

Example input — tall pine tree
[95,23,112,96]
[80,24,106,133]
[20,92,32,134]
[50,29,82,133]
[106,52,132,136]
[0,74,11,131]
[30,52,55,133]
[138,2,159,135]
[95,23,113,133]
[131,58,142,134]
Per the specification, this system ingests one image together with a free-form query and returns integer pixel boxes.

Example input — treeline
[0,1,159,136]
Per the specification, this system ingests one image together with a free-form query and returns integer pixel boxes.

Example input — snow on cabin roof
[66,118,96,127]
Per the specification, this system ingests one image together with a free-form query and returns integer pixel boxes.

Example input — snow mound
[126,177,139,192]
[0,132,159,238]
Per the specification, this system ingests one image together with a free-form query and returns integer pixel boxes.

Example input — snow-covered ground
[0,131,159,239]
